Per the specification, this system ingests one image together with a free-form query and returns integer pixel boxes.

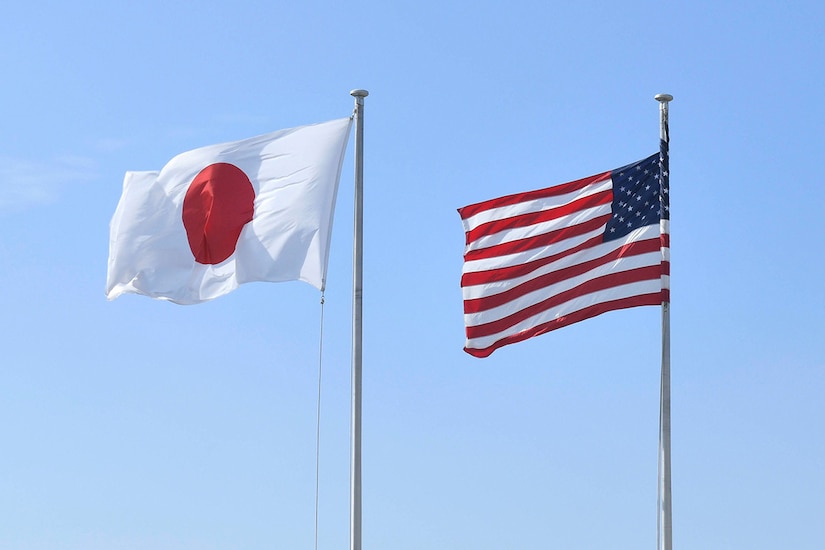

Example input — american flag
[458,149,670,358]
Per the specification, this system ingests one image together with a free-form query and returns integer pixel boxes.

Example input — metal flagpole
[655,92,673,550]
[350,88,368,550]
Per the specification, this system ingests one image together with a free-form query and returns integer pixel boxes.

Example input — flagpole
[350,88,368,550]
[655,92,673,550]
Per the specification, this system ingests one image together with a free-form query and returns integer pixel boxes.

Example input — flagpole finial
[655,93,673,103]
[350,89,369,98]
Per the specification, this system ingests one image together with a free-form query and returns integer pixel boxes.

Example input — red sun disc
[182,162,255,265]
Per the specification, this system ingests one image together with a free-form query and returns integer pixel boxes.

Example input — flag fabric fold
[106,117,353,305]
[458,152,670,357]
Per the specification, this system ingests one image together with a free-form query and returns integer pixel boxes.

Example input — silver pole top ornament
[655,93,674,103]
[350,89,369,98]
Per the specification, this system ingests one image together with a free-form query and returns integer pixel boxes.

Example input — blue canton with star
[603,150,668,242]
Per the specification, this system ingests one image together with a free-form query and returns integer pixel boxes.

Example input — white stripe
[463,225,604,274]
[466,203,610,253]
[462,233,661,301]
[465,279,662,352]
[461,179,612,232]
[463,250,662,326]
[463,223,660,275]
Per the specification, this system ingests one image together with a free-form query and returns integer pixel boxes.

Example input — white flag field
[106,117,353,305]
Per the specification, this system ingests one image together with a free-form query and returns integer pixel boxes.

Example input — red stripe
[463,214,611,262]
[464,293,663,358]
[661,233,670,248]
[462,234,604,287]
[465,264,663,338]
[465,189,612,245]
[463,238,662,313]
[458,171,612,220]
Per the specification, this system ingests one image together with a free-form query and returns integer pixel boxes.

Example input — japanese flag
[106,117,352,305]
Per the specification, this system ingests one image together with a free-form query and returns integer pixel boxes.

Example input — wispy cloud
[0,155,99,209]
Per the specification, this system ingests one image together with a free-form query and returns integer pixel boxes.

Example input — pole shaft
[350,89,368,550]
[655,93,673,550]
[659,303,672,550]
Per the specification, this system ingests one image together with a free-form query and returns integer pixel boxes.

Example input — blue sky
[2,1,824,549]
